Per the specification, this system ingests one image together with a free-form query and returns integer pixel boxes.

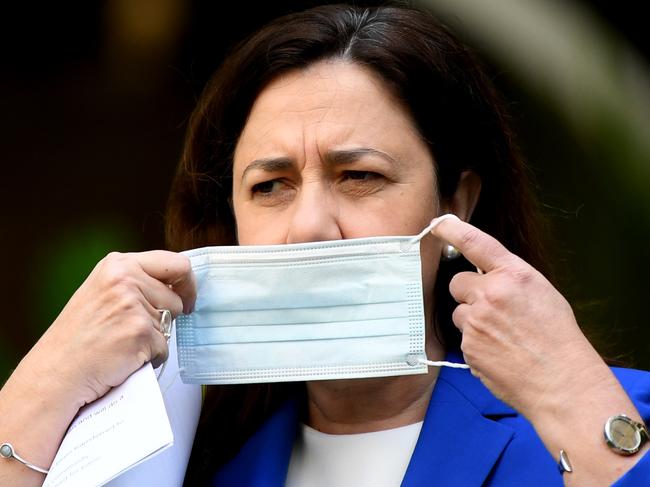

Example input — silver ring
[158,309,172,340]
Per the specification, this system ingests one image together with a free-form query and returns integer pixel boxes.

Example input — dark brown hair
[166,4,550,483]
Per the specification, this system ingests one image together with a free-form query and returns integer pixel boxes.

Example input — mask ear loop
[409,214,484,272]
[156,345,172,383]
[412,356,470,369]
[154,319,188,394]
[406,214,474,370]
[155,319,185,389]
[408,213,461,247]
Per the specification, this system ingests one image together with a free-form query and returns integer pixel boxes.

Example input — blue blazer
[211,353,650,486]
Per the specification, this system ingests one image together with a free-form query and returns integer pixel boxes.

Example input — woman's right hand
[0,250,195,485]
[19,250,197,408]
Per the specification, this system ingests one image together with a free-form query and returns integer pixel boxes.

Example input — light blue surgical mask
[176,215,469,385]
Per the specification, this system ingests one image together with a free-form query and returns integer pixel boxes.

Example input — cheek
[231,193,284,245]
[337,184,439,237]
[234,209,292,245]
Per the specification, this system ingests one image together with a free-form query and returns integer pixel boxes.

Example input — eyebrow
[241,157,293,181]
[327,148,397,166]
[241,148,398,181]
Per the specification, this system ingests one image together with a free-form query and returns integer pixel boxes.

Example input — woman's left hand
[431,216,606,419]
[431,216,650,485]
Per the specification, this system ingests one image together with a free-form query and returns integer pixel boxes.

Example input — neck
[305,342,445,434]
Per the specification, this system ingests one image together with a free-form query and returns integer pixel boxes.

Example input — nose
[286,180,342,244]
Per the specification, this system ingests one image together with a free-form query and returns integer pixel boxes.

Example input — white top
[285,421,423,487]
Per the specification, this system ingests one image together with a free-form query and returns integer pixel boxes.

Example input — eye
[249,178,295,206]
[339,170,387,196]
[251,179,282,194]
[342,170,382,182]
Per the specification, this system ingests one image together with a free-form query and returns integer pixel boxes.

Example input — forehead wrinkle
[236,61,427,184]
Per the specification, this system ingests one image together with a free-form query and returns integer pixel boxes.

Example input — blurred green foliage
[1,223,135,383]
[32,223,135,332]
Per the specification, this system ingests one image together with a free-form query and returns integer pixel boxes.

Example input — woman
[1,4,648,486]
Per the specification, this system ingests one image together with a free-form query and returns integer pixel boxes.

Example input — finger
[451,303,471,333]
[137,272,184,318]
[148,325,170,369]
[131,251,197,314]
[175,269,197,314]
[430,215,512,273]
[449,271,484,304]
[137,294,170,333]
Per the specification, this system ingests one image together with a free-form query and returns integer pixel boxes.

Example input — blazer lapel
[402,353,516,486]
[213,353,516,487]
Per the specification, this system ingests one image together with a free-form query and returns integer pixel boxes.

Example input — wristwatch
[604,414,649,455]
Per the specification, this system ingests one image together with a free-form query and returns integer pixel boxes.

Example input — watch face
[607,417,641,452]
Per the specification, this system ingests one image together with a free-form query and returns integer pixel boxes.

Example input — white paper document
[106,329,202,487]
[43,364,171,487]
[43,327,202,487]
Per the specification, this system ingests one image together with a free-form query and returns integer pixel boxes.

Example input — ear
[440,171,481,222]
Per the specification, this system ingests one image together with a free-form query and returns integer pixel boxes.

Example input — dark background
[1,0,648,380]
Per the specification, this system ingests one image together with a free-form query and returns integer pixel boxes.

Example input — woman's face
[232,60,442,303]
